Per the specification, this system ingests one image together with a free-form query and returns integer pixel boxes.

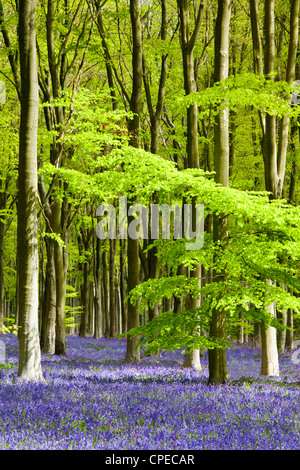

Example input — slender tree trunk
[260,301,279,375]
[148,236,159,322]
[261,0,300,198]
[243,324,248,343]
[177,0,205,169]
[173,264,186,315]
[79,257,90,338]
[182,263,202,371]
[177,0,205,370]
[40,237,56,354]
[229,110,236,177]
[141,1,167,326]
[208,0,232,385]
[253,321,261,348]
[78,231,92,339]
[127,0,143,150]
[54,240,66,354]
[277,308,287,354]
[95,6,118,111]
[94,236,103,339]
[0,219,5,328]
[39,0,79,355]
[261,0,299,375]
[120,239,127,334]
[276,0,299,197]
[51,198,66,354]
[250,0,289,377]
[89,283,94,335]
[102,248,110,337]
[125,211,141,363]
[0,0,21,98]
[0,179,9,329]
[125,0,143,363]
[249,0,263,76]
[17,0,43,380]
[286,307,294,351]
[109,238,116,339]
[237,312,243,344]
[143,0,168,155]
[249,0,265,133]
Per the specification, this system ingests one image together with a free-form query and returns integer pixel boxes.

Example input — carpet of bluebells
[0,333,300,450]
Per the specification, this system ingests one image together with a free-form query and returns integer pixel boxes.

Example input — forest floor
[0,333,299,450]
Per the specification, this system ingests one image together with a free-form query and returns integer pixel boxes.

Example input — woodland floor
[0,333,299,450]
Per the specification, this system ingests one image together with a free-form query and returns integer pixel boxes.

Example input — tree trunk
[0,0,21,98]
[120,239,127,334]
[276,0,299,197]
[260,302,279,376]
[286,307,294,351]
[182,263,202,371]
[249,0,265,133]
[39,0,80,355]
[125,0,143,363]
[262,0,299,375]
[54,240,66,354]
[143,0,168,155]
[177,0,205,169]
[51,198,66,355]
[40,236,56,354]
[94,236,103,339]
[208,0,231,385]
[237,312,243,344]
[177,0,205,370]
[249,0,263,76]
[250,0,291,377]
[141,2,167,327]
[277,308,287,355]
[261,0,300,199]
[125,213,141,363]
[0,218,5,328]
[17,0,43,380]
[78,230,92,339]
[109,238,116,339]
[79,256,90,338]
[128,0,143,150]
[253,321,261,348]
[102,248,110,337]
[95,6,118,111]
[243,324,248,343]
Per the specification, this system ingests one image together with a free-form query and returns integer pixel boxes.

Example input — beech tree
[249,0,300,376]
[124,0,143,364]
[17,0,43,381]
[208,0,232,385]
[38,0,95,354]
[177,0,206,370]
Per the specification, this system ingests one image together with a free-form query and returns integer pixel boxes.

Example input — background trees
[0,0,299,383]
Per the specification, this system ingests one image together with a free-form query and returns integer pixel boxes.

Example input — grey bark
[253,321,261,348]
[260,301,279,376]
[17,0,43,381]
[125,0,143,363]
[40,236,56,354]
[208,0,232,385]
[120,239,127,334]
[286,307,294,351]
[177,0,205,370]
[109,238,116,339]
[94,236,103,339]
